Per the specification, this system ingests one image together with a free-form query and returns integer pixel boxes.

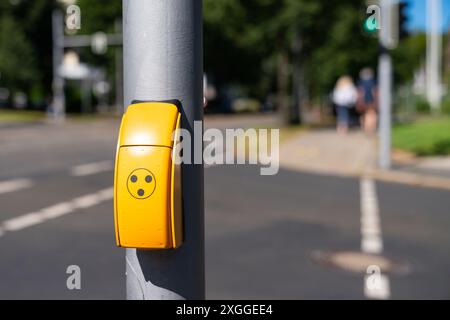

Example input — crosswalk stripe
[0,187,113,236]
[70,161,114,176]
[0,178,33,195]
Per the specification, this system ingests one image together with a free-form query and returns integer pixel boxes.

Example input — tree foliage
[73,0,122,89]
[0,0,57,102]
[204,0,379,101]
[0,14,37,90]
[0,0,429,108]
[392,33,427,85]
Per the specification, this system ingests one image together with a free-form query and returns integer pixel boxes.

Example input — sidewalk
[279,128,450,190]
[280,129,376,177]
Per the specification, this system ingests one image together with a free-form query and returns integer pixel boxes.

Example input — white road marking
[97,187,114,200]
[0,178,33,195]
[3,212,43,232]
[40,202,74,219]
[0,187,113,236]
[70,161,114,176]
[360,177,390,300]
[360,178,383,254]
[73,193,102,209]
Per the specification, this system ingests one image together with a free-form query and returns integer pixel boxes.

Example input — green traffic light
[364,17,378,33]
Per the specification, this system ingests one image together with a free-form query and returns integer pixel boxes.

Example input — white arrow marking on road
[70,161,114,176]
[0,187,113,235]
[0,178,34,195]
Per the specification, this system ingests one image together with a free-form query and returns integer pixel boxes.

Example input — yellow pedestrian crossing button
[114,101,183,249]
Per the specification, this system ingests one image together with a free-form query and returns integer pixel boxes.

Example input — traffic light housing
[398,1,409,40]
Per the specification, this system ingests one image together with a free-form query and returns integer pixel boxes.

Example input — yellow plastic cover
[118,102,180,147]
[114,101,182,249]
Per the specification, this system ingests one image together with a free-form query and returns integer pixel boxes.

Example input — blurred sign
[91,32,108,55]
[59,51,90,79]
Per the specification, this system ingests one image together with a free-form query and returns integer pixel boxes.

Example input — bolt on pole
[122,0,205,300]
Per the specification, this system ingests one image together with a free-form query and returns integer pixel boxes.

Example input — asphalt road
[0,117,449,299]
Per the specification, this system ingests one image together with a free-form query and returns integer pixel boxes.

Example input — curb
[279,163,450,191]
[365,168,450,191]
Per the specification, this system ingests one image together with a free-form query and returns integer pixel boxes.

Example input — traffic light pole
[426,0,442,111]
[51,10,65,122]
[378,46,392,169]
[378,0,393,169]
[290,31,303,125]
[52,9,123,118]
[122,0,205,299]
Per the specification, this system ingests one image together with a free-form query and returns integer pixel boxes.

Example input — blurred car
[231,97,261,113]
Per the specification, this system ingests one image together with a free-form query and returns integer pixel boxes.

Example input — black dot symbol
[137,189,145,197]
[130,175,137,183]
[145,175,152,183]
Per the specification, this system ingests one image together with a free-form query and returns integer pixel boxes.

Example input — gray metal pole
[378,0,393,169]
[81,78,91,114]
[426,0,442,112]
[115,19,123,115]
[51,10,65,122]
[290,31,302,125]
[378,51,392,169]
[122,0,204,300]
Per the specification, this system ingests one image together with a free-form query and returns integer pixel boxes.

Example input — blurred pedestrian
[357,68,378,135]
[332,75,358,134]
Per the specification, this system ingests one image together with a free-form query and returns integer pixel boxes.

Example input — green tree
[71,0,122,106]
[392,32,426,85]
[73,0,122,72]
[0,0,58,105]
[204,0,379,121]
[0,14,37,91]
[307,2,379,98]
